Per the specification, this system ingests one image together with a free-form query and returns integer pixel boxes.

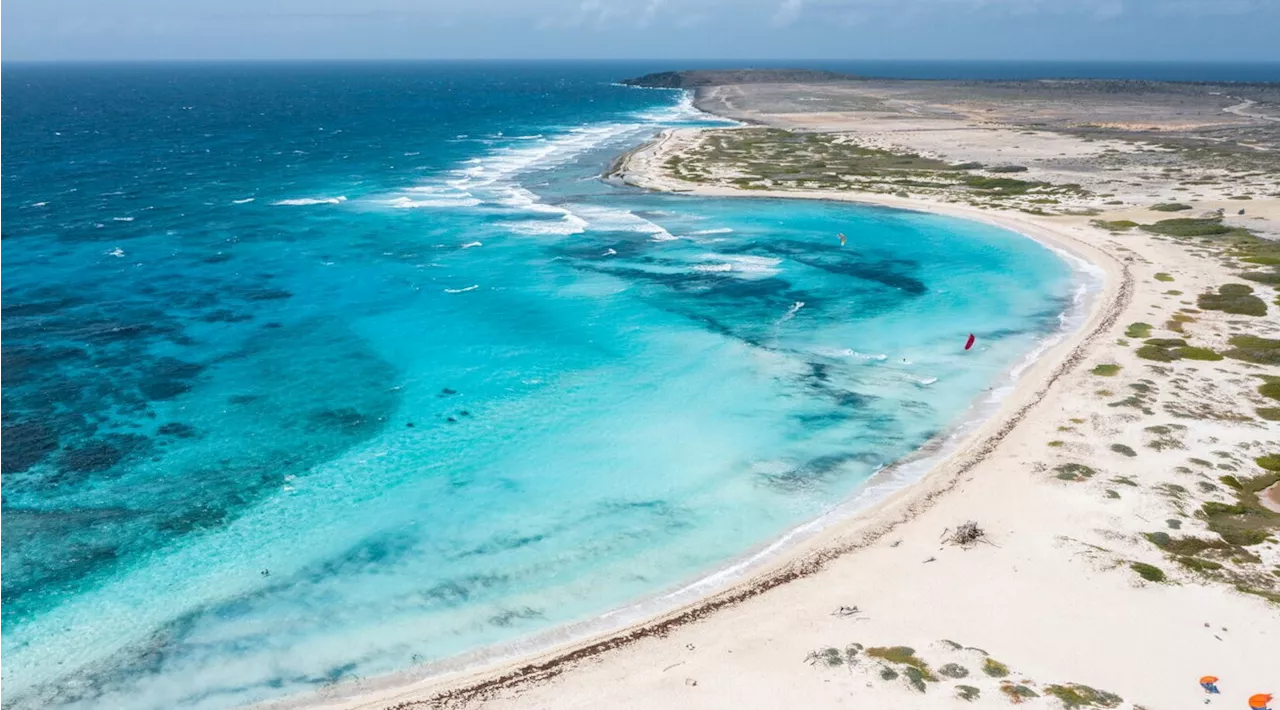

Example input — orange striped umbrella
[1201,676,1219,685]
[1248,693,1273,709]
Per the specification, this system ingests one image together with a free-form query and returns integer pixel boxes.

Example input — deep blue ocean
[0,62,1094,709]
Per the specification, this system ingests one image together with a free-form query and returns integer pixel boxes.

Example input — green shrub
[1125,322,1152,338]
[1091,364,1121,376]
[1178,557,1224,573]
[1141,218,1231,237]
[939,663,969,679]
[1179,347,1223,361]
[1111,444,1137,457]
[1130,562,1166,582]
[1092,219,1138,231]
[1043,683,1123,709]
[1199,284,1267,316]
[1224,335,1280,364]
[988,165,1028,173]
[982,658,1010,677]
[1001,684,1040,701]
[956,685,981,701]
[1145,338,1188,347]
[1136,345,1178,362]
[1150,203,1192,212]
[1258,408,1280,421]
[1154,272,1174,282]
[1257,454,1280,472]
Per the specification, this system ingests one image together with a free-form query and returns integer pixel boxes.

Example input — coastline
[274,140,1127,710]
[280,77,1280,710]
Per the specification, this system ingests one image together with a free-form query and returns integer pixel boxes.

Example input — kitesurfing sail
[964,333,976,351]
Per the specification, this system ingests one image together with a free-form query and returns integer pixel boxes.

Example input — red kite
[964,333,976,351]
[1248,694,1272,710]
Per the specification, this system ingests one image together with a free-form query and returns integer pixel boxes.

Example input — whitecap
[602,248,617,256]
[382,196,482,209]
[690,227,733,235]
[444,285,479,294]
[460,241,483,249]
[915,377,939,387]
[31,201,48,207]
[272,196,347,206]
[232,197,256,204]
[106,248,125,258]
[112,217,134,222]
[692,263,733,273]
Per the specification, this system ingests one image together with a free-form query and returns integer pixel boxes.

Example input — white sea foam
[690,227,733,235]
[444,285,479,294]
[106,247,125,258]
[382,196,483,209]
[112,217,135,222]
[232,197,256,204]
[692,263,734,273]
[602,248,617,256]
[273,196,347,206]
[694,253,781,276]
[31,201,48,207]
[460,241,483,249]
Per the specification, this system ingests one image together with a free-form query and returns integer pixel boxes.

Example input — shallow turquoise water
[2,63,1077,709]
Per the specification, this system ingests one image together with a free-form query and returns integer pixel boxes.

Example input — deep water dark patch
[1,416,61,474]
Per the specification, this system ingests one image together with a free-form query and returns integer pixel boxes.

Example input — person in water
[838,233,847,247]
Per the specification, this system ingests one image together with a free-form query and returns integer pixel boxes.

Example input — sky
[3,0,1279,62]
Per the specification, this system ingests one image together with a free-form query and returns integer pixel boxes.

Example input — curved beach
[277,151,1123,710]
[293,82,1280,710]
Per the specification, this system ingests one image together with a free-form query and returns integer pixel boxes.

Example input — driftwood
[942,521,992,547]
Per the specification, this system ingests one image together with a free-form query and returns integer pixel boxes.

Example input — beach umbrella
[1248,694,1272,709]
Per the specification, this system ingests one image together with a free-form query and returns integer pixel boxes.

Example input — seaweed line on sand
[385,237,1132,710]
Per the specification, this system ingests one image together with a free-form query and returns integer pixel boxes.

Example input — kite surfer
[838,233,847,247]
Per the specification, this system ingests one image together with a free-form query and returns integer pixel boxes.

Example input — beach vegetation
[1177,556,1224,573]
[988,165,1028,173]
[1258,408,1280,421]
[865,646,936,683]
[1111,475,1138,486]
[1043,683,1123,709]
[1198,284,1267,317]
[1223,335,1280,365]
[880,667,899,681]
[904,666,931,692]
[1091,219,1138,231]
[982,658,1010,677]
[1150,203,1192,212]
[1054,463,1096,481]
[1091,364,1121,376]
[1110,444,1137,457]
[1154,272,1174,282]
[1140,218,1233,237]
[1105,489,1120,499]
[1124,322,1152,338]
[956,685,981,701]
[1048,440,1065,448]
[1000,683,1040,703]
[1130,562,1166,583]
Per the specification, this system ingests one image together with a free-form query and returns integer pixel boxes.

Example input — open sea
[2,62,1087,709]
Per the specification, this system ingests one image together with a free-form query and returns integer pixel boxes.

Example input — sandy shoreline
[281,84,1279,710]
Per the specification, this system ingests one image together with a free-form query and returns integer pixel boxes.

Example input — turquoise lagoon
[1,63,1083,709]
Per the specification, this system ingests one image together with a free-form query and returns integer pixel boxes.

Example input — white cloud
[771,0,804,26]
